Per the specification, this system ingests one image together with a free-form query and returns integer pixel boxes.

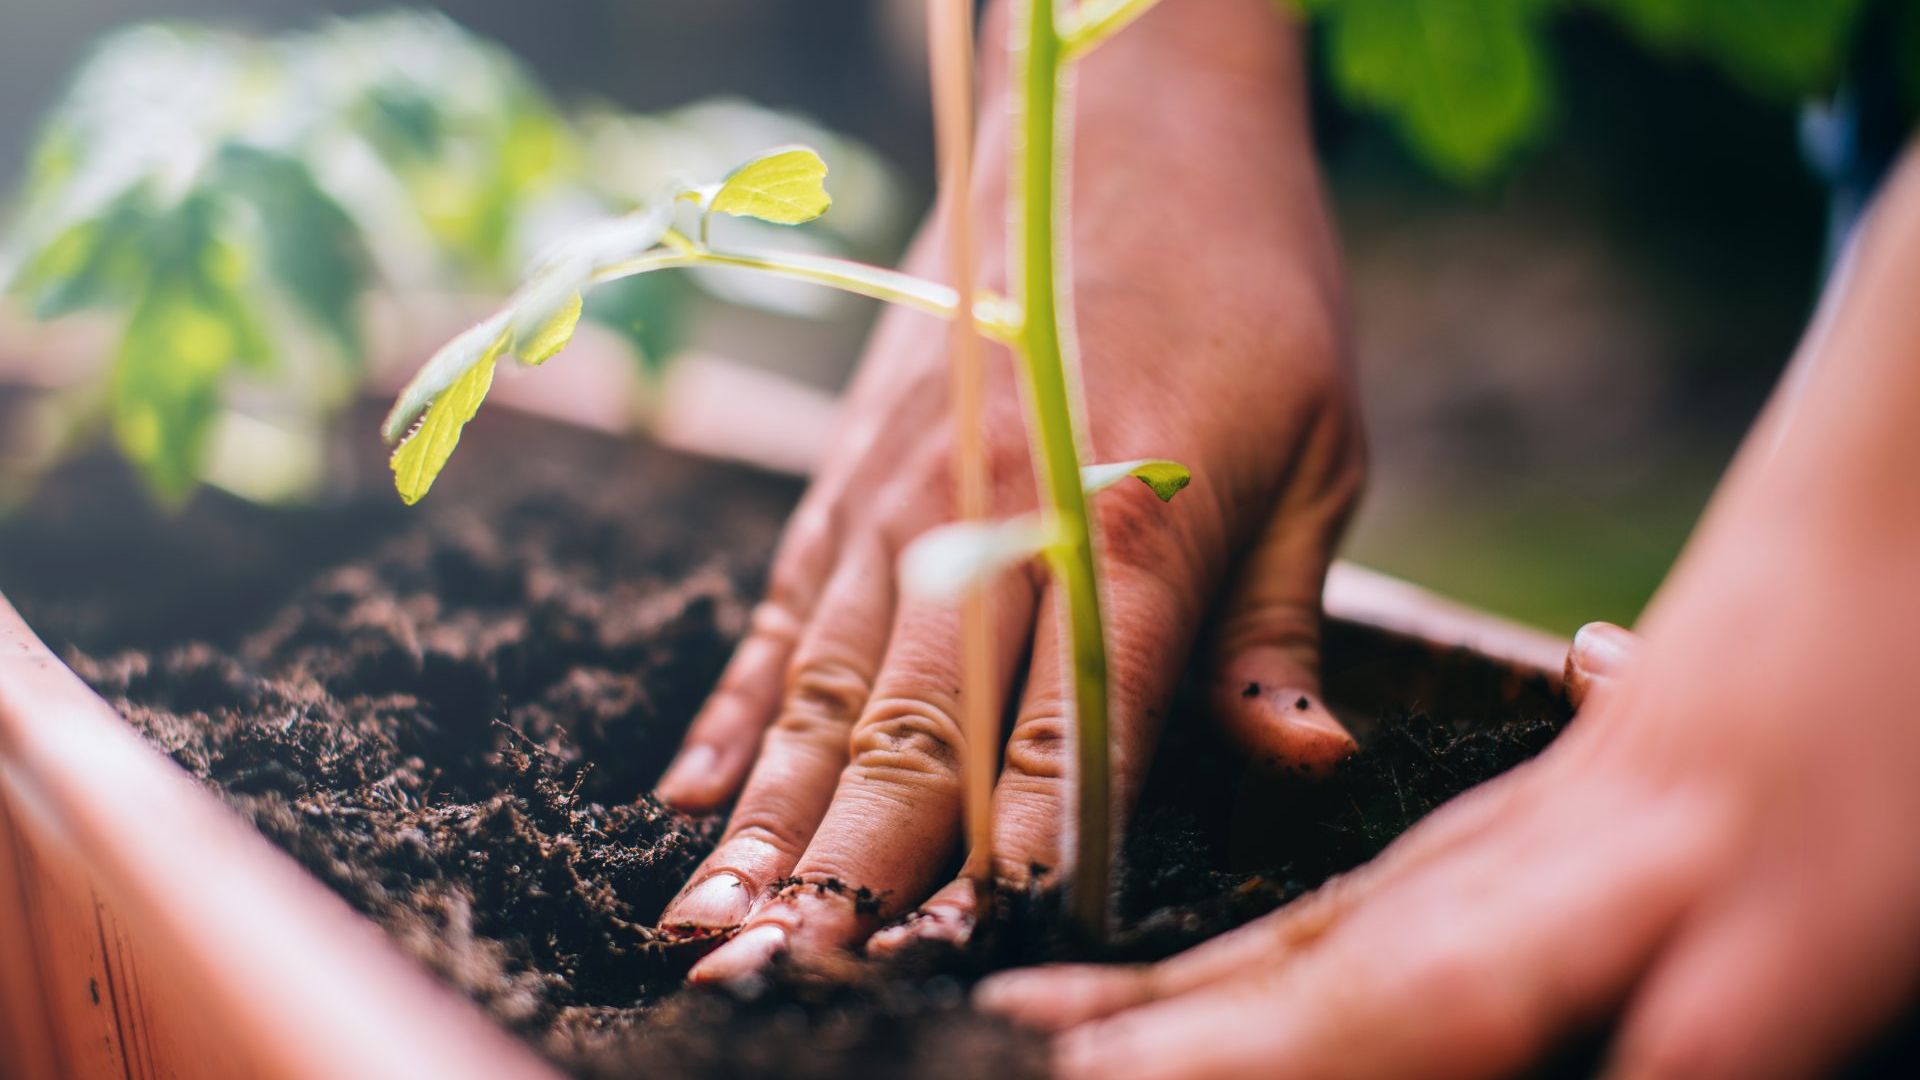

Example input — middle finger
[689,570,1039,980]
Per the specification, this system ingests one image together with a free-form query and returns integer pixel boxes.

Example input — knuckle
[748,599,804,645]
[1217,600,1319,661]
[781,500,838,559]
[1003,711,1071,781]
[768,703,852,749]
[849,695,966,779]
[717,815,809,863]
[1094,495,1182,577]
[784,656,874,726]
[701,674,765,718]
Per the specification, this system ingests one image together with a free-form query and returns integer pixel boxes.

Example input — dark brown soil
[1,402,1580,1078]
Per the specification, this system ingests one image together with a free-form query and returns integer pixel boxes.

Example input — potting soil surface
[2,408,1588,1078]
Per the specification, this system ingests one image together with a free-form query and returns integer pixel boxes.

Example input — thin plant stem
[591,245,1020,344]
[930,0,1000,891]
[1011,0,1112,939]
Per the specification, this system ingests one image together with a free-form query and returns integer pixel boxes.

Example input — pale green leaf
[383,206,668,445]
[1083,458,1192,502]
[900,515,1061,602]
[706,146,832,226]
[514,290,582,365]
[390,349,499,505]
[383,310,511,442]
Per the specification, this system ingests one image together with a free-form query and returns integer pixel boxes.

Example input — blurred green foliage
[1298,0,1880,182]
[1,11,900,505]
[1,12,568,503]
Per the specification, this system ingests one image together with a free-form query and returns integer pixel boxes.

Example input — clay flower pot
[0,366,1569,1079]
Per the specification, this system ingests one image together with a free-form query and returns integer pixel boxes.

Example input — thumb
[1564,620,1638,711]
[1208,481,1360,777]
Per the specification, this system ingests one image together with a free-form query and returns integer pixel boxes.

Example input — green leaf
[214,146,369,356]
[1304,0,1552,182]
[109,274,258,502]
[583,272,689,372]
[11,193,155,318]
[1082,458,1192,502]
[706,146,833,226]
[389,347,499,505]
[1589,0,1868,98]
[900,515,1061,602]
[384,206,672,443]
[383,311,511,443]
[515,290,582,365]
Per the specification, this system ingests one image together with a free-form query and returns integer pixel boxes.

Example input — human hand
[975,146,1920,1079]
[981,531,1920,1078]
[652,0,1363,980]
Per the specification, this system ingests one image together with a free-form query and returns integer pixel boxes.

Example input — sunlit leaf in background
[1291,0,1877,181]
[110,265,269,502]
[215,146,368,356]
[1302,0,1554,183]
[11,192,155,319]
[584,272,690,373]
[707,146,833,225]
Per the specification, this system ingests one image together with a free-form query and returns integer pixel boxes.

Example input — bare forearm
[1646,143,1920,639]
[973,0,1338,312]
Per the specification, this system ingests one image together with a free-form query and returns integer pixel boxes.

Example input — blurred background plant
[0,9,903,505]
[1,0,1910,633]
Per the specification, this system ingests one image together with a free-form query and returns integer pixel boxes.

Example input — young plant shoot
[385,0,1186,939]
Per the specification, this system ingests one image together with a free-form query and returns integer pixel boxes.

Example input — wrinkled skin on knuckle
[716,815,811,867]
[1212,600,1321,671]
[1092,489,1211,593]
[746,597,805,647]
[783,656,874,728]
[766,697,859,755]
[848,695,968,788]
[1003,710,1071,781]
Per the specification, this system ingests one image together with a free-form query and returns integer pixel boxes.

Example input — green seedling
[388,0,1187,937]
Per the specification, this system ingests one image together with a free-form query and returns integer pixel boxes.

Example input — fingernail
[1265,690,1357,777]
[689,923,787,984]
[867,908,970,957]
[664,872,752,930]
[655,744,718,806]
[1572,622,1635,678]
